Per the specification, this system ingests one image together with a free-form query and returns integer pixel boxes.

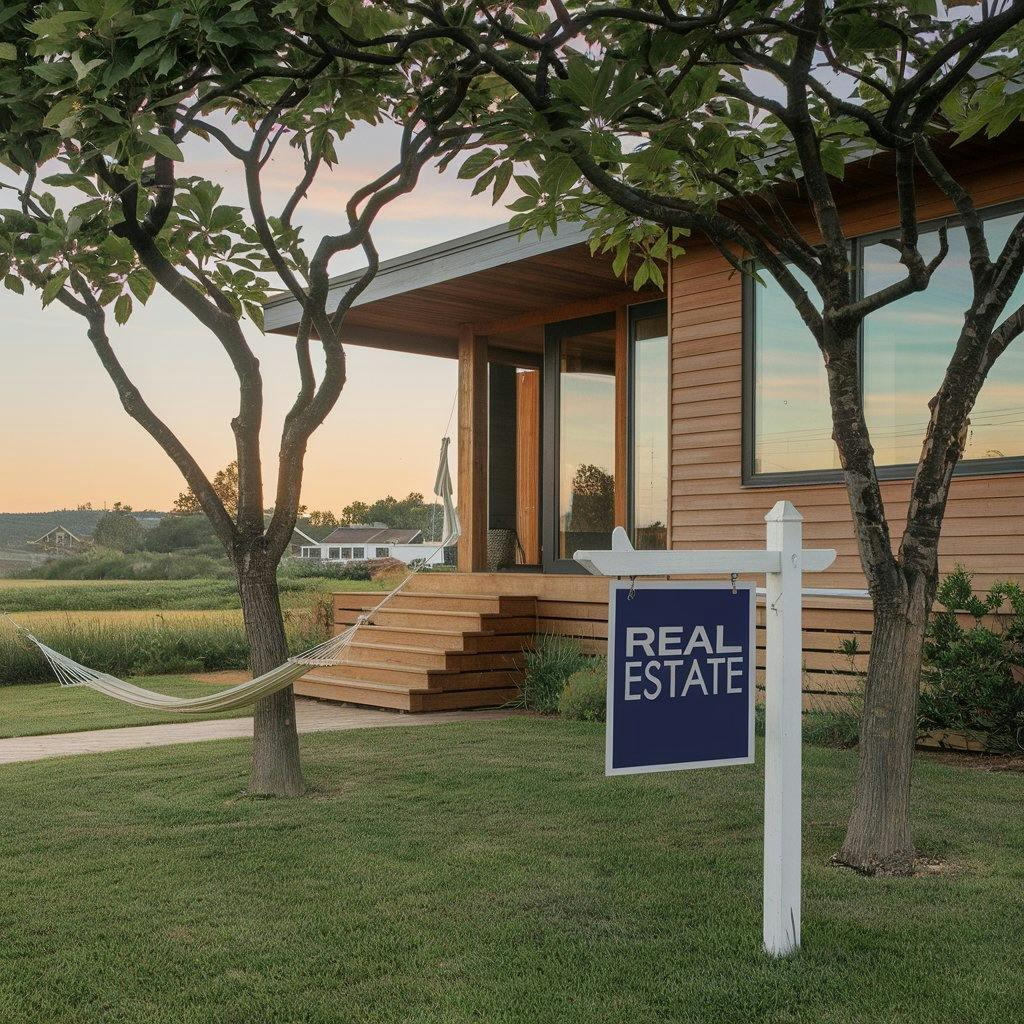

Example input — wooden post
[763,500,803,956]
[458,326,488,572]
[614,305,629,529]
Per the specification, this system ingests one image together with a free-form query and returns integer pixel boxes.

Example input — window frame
[541,310,618,574]
[626,298,670,545]
[742,199,1024,487]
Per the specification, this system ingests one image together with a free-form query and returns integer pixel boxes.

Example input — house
[286,523,325,557]
[296,524,446,567]
[28,525,90,552]
[264,132,1024,712]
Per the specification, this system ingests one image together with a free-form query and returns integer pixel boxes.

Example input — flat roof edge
[264,219,591,333]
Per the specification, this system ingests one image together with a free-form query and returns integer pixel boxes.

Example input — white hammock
[9,437,460,714]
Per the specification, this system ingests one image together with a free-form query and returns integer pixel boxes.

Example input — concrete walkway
[0,700,512,766]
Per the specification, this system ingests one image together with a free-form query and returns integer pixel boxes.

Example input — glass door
[542,313,617,572]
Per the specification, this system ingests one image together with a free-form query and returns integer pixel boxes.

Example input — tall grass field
[0,576,380,685]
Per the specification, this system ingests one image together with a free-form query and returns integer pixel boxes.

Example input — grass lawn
[1,718,1021,1023]
[0,675,250,738]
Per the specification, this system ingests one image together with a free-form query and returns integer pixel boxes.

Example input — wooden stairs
[295,591,537,712]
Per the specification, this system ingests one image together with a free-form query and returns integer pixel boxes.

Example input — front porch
[294,572,873,712]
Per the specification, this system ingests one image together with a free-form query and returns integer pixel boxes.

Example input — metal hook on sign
[627,576,637,601]
[730,572,738,595]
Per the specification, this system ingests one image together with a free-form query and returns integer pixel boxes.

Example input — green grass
[0,718,1020,1023]
[0,574,391,685]
[0,611,327,685]
[0,576,385,613]
[0,675,251,737]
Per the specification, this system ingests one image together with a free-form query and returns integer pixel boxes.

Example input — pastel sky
[0,123,507,513]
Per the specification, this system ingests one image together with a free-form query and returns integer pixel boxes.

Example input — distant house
[287,524,323,557]
[28,525,90,552]
[298,523,444,566]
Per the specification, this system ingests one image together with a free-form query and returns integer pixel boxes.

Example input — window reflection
[750,207,1024,475]
[753,268,837,475]
[631,308,668,549]
[559,327,616,558]
[863,214,1024,465]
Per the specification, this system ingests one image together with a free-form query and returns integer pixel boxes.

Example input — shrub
[558,660,607,722]
[520,634,590,714]
[280,559,373,581]
[24,549,233,581]
[920,566,1024,752]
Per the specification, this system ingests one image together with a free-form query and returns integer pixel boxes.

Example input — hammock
[8,437,461,714]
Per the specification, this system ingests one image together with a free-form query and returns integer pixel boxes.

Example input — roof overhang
[262,219,654,359]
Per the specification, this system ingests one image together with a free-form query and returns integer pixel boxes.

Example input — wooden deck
[296,588,536,712]
[301,572,883,713]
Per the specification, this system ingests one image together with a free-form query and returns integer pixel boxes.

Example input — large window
[630,302,669,549]
[555,318,617,560]
[747,205,1024,481]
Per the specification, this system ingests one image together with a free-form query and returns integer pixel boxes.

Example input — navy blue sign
[606,581,755,775]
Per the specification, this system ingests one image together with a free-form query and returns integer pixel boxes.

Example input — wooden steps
[296,591,537,712]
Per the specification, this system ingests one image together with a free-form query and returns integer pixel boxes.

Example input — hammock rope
[5,436,460,714]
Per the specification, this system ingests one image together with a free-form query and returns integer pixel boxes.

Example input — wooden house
[264,136,1024,712]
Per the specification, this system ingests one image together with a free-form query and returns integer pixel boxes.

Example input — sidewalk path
[0,700,512,766]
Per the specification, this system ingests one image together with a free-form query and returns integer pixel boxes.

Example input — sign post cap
[765,500,803,523]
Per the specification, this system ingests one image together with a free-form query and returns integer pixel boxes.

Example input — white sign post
[574,500,835,957]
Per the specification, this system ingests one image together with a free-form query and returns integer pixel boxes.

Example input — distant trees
[92,502,143,553]
[144,515,221,557]
[171,463,239,518]
[305,510,339,529]
[566,464,614,538]
[339,492,442,540]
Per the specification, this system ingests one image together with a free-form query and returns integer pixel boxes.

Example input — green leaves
[114,292,132,324]
[144,133,184,162]
[40,270,68,307]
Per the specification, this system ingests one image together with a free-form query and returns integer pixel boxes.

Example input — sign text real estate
[605,581,756,775]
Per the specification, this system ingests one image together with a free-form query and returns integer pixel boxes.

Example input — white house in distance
[297,524,446,567]
[28,525,90,552]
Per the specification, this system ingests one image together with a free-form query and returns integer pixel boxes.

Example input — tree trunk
[836,589,930,875]
[236,556,305,797]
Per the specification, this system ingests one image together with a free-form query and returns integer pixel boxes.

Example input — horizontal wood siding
[669,159,1024,598]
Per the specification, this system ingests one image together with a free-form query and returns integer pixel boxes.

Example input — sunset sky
[0,123,505,514]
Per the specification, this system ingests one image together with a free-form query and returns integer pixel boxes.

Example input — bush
[920,566,1024,752]
[520,634,590,714]
[280,559,373,581]
[23,549,233,581]
[144,515,222,556]
[558,660,607,722]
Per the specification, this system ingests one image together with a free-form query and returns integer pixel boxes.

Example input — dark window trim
[542,311,617,573]
[626,299,669,541]
[742,198,1024,486]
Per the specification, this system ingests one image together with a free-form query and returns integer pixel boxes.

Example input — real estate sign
[605,581,756,775]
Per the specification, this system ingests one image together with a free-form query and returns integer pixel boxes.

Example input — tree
[0,2,474,796]
[339,491,441,539]
[305,509,338,529]
[566,464,614,537]
[145,514,221,556]
[395,1,1024,872]
[92,501,143,552]
[172,462,240,518]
